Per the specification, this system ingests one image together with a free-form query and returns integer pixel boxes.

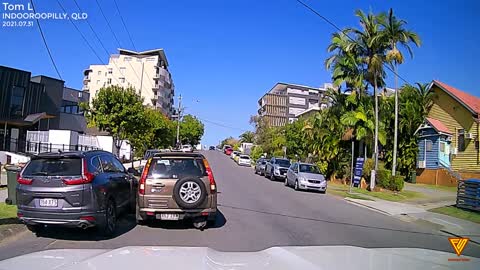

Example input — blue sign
[352,157,365,187]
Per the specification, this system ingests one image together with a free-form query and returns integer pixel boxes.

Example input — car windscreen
[299,164,321,174]
[239,155,250,159]
[22,158,82,176]
[148,158,207,179]
[276,159,291,167]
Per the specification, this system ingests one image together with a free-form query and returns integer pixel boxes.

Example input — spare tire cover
[173,177,207,209]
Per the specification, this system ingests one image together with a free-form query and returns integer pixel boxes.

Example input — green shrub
[391,175,405,191]
[363,158,374,180]
[376,169,390,189]
[250,146,264,161]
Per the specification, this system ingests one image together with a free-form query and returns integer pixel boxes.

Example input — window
[111,157,126,172]
[89,156,103,173]
[124,56,132,61]
[120,78,125,83]
[23,158,82,176]
[426,140,433,151]
[147,158,206,179]
[96,80,100,85]
[458,129,465,152]
[60,100,81,114]
[107,78,112,85]
[9,86,25,117]
[97,71,101,76]
[440,142,445,153]
[119,67,126,75]
[108,68,112,74]
[99,155,119,173]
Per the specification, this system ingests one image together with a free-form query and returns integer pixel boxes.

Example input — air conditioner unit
[451,148,458,155]
[418,160,426,169]
[465,133,474,139]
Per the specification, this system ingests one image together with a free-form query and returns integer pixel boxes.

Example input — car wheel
[294,180,299,191]
[254,169,257,174]
[173,177,207,209]
[270,172,276,181]
[26,224,44,233]
[284,177,289,186]
[100,199,117,236]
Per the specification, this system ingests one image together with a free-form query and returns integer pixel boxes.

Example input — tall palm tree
[239,131,255,143]
[346,10,388,181]
[382,8,421,176]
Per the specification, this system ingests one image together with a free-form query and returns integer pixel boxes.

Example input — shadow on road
[34,213,136,241]
[146,210,227,230]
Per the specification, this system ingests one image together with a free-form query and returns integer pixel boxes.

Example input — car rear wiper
[30,172,49,176]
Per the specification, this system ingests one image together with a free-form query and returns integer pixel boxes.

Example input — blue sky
[1,0,479,146]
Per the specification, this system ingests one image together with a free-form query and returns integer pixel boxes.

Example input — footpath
[343,183,480,243]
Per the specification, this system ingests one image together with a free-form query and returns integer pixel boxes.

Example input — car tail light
[139,159,152,195]
[17,174,33,185]
[80,216,96,222]
[17,213,23,218]
[63,158,94,185]
[203,159,216,193]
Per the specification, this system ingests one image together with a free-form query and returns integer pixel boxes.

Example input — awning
[24,112,55,124]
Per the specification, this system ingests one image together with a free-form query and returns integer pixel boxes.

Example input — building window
[426,140,433,151]
[108,68,113,74]
[107,78,112,85]
[97,70,101,75]
[458,129,465,152]
[119,67,126,75]
[439,142,445,153]
[60,100,81,114]
[119,78,125,83]
[96,80,100,85]
[124,57,132,61]
[9,86,25,117]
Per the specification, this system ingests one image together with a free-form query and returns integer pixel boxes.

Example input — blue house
[415,117,452,169]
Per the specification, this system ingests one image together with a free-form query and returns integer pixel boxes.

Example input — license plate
[39,198,58,207]
[157,213,180,220]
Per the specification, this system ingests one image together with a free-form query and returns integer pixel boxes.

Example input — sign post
[349,157,365,193]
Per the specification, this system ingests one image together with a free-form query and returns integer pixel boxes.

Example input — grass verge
[408,183,457,193]
[328,182,423,202]
[0,203,18,225]
[429,206,480,224]
[327,183,373,200]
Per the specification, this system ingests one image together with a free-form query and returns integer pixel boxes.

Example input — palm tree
[239,131,255,143]
[382,8,421,176]
[346,10,388,182]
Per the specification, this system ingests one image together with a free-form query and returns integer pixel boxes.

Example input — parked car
[209,146,215,150]
[230,151,240,160]
[225,148,233,156]
[254,158,267,175]
[16,150,137,236]
[223,145,232,154]
[136,152,217,229]
[237,155,251,166]
[181,145,193,152]
[285,162,327,193]
[265,157,291,181]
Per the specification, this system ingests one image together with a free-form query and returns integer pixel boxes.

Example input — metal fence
[0,137,100,155]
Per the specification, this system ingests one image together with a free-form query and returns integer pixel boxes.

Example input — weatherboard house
[415,80,480,186]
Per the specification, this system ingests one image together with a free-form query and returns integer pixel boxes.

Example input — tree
[179,114,205,146]
[81,86,146,154]
[382,8,421,176]
[131,108,175,155]
[239,131,255,143]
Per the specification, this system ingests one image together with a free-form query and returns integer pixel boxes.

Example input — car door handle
[152,183,165,187]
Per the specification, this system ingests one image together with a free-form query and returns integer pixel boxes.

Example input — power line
[112,0,136,51]
[197,117,249,133]
[295,0,411,85]
[56,0,121,85]
[29,0,62,80]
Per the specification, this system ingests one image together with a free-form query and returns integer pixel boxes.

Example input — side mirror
[127,167,141,176]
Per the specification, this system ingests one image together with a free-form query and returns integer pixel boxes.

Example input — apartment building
[257,82,332,127]
[83,48,174,117]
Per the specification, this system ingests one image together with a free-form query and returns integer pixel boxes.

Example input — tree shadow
[145,210,227,230]
[0,218,21,225]
[33,213,137,241]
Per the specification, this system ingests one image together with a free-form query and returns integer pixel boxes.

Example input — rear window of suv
[148,158,206,179]
[22,158,82,176]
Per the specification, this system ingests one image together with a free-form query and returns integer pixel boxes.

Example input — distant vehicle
[222,145,232,153]
[225,148,233,155]
[209,146,215,150]
[231,151,241,161]
[136,152,217,229]
[16,150,136,236]
[286,162,326,193]
[265,157,291,181]
[254,158,267,175]
[237,155,251,166]
[181,145,193,153]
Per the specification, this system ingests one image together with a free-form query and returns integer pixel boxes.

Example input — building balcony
[83,76,91,82]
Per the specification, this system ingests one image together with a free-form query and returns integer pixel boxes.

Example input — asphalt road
[0,150,479,260]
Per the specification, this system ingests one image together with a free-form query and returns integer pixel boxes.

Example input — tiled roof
[426,117,452,134]
[433,80,480,115]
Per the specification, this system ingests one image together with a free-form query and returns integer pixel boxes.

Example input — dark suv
[16,150,136,236]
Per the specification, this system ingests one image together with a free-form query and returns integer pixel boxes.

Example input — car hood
[0,246,476,270]
[298,172,325,180]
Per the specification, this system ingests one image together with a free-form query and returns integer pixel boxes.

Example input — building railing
[0,137,100,155]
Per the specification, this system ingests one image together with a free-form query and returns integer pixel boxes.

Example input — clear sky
[1,0,479,146]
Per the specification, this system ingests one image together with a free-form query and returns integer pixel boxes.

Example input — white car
[181,145,193,152]
[237,155,251,166]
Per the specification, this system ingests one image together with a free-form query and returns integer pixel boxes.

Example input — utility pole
[176,94,182,148]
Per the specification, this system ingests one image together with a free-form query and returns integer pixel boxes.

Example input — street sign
[352,157,364,187]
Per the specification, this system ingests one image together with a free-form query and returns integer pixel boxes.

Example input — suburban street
[0,150,479,260]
